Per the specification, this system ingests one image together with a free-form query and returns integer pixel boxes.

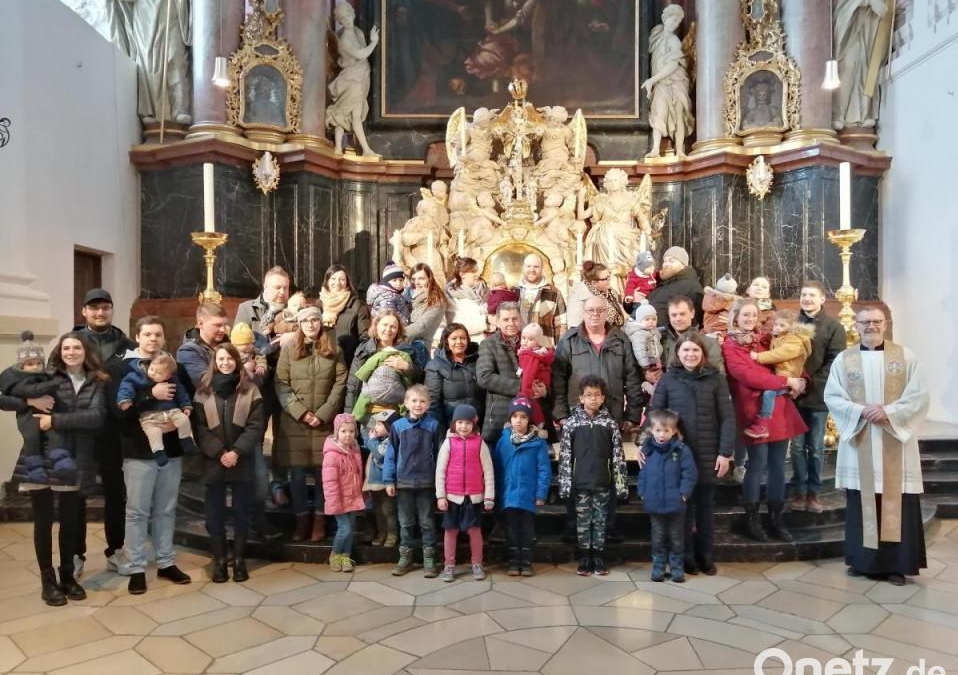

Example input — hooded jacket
[755,323,816,378]
[382,414,441,489]
[557,404,627,498]
[493,427,552,513]
[637,437,697,514]
[116,363,193,413]
[322,437,366,515]
[701,286,738,336]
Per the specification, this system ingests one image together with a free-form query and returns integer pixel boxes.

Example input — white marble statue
[420,180,450,229]
[392,200,448,278]
[643,5,693,158]
[834,0,888,129]
[466,191,505,253]
[533,106,585,193]
[326,1,379,156]
[108,0,192,124]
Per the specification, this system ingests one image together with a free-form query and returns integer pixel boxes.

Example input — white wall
[879,4,958,424]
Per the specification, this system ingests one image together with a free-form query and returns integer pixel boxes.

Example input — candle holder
[826,228,866,346]
[191,231,229,305]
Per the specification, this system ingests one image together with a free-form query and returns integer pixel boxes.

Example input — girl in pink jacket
[322,414,366,572]
[435,404,495,582]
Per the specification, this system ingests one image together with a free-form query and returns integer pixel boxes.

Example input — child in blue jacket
[493,397,552,576]
[638,409,698,583]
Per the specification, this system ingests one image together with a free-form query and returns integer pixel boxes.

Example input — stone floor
[1,521,957,675]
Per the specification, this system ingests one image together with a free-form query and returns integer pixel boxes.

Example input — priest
[825,307,929,586]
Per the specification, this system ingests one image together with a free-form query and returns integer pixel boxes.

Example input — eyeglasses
[299,318,322,324]
[584,308,607,315]
[855,320,885,326]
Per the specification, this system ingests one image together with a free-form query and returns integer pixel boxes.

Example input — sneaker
[790,494,807,512]
[73,554,85,579]
[106,551,132,576]
[743,421,770,439]
[341,556,355,573]
[157,565,192,585]
[471,563,486,581]
[441,564,456,582]
[576,555,593,577]
[805,494,824,514]
[329,553,343,572]
[592,555,609,576]
[128,572,147,595]
[732,465,747,484]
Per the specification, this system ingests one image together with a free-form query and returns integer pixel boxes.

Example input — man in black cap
[74,288,135,576]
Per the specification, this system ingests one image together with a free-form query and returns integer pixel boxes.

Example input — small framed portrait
[243,64,289,128]
[739,70,785,131]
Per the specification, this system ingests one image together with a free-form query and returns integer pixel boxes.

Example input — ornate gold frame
[226,0,303,136]
[723,0,801,138]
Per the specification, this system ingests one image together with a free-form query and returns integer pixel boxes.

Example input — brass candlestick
[191,232,229,304]
[826,228,866,346]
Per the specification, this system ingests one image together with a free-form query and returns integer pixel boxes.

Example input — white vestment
[825,346,928,494]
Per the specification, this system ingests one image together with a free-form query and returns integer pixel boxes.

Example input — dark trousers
[503,508,536,550]
[397,487,436,548]
[205,480,253,538]
[650,511,685,557]
[86,440,126,557]
[31,489,79,572]
[684,483,716,563]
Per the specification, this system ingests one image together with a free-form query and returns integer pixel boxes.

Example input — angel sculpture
[533,106,587,193]
[447,107,501,201]
[419,180,450,229]
[465,191,506,253]
[579,169,653,294]
[535,190,577,254]
[392,200,448,279]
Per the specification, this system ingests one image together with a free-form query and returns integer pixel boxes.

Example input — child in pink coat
[517,324,555,427]
[322,414,366,572]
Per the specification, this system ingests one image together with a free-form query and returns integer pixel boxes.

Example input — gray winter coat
[476,331,521,444]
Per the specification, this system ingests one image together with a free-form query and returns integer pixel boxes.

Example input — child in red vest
[435,404,494,582]
[518,323,554,427]
[625,251,659,313]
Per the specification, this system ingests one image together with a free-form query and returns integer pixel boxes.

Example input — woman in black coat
[424,323,484,437]
[648,331,736,576]
[19,333,107,606]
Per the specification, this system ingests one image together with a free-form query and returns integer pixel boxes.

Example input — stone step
[921,451,958,472]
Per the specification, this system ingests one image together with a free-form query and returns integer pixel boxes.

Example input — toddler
[702,273,739,338]
[117,352,197,465]
[269,291,307,338]
[435,404,494,582]
[352,346,413,421]
[367,262,412,323]
[745,310,815,439]
[558,376,627,577]
[323,414,366,572]
[363,410,400,547]
[485,272,519,332]
[517,324,554,427]
[624,251,658,312]
[493,397,552,576]
[624,304,663,399]
[230,322,268,387]
[383,385,442,577]
[637,409,698,583]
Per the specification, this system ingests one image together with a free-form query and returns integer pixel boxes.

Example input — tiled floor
[0,521,957,674]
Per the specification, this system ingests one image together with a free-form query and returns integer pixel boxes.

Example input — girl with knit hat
[322,414,366,572]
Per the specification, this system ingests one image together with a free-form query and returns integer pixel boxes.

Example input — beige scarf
[195,385,261,432]
[843,341,907,549]
[319,289,351,328]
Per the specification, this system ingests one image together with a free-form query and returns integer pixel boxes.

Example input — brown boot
[805,494,824,514]
[789,494,807,512]
[292,513,312,542]
[311,514,327,542]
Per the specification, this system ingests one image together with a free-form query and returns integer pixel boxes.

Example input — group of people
[0,245,930,606]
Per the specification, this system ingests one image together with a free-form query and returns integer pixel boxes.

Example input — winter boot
[506,547,521,576]
[744,503,768,542]
[422,546,439,578]
[767,502,794,542]
[311,513,327,542]
[232,532,250,583]
[697,555,717,576]
[383,500,399,548]
[58,565,86,601]
[40,568,66,606]
[684,556,700,576]
[669,553,686,583]
[392,546,414,576]
[371,502,388,546]
[211,535,229,583]
[650,554,667,582]
[292,513,312,542]
[519,547,534,576]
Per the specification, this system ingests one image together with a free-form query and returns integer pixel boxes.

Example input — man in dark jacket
[105,316,193,595]
[233,266,290,338]
[74,288,135,576]
[791,281,846,514]
[647,247,705,327]
[660,296,724,373]
[176,302,229,388]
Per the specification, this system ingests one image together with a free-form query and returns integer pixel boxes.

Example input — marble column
[782,0,838,143]
[283,0,332,147]
[187,0,245,137]
[692,0,744,153]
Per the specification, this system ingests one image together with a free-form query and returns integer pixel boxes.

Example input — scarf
[212,372,240,399]
[446,279,489,302]
[411,289,431,322]
[501,331,520,352]
[754,297,774,312]
[510,427,538,446]
[726,329,756,346]
[319,289,351,328]
[584,281,626,327]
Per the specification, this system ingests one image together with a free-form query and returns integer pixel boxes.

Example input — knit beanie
[16,331,44,366]
[508,396,533,418]
[333,413,357,437]
[715,273,738,295]
[634,251,655,274]
[634,304,657,322]
[452,403,479,424]
[663,246,690,267]
[369,409,400,430]
[230,322,255,347]
[381,261,405,284]
[296,306,323,323]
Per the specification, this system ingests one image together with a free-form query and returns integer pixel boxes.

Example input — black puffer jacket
[649,365,736,485]
[73,324,135,370]
[647,266,705,327]
[476,331,521,444]
[796,309,846,411]
[425,342,484,437]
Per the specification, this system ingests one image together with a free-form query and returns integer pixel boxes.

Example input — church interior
[1,0,958,672]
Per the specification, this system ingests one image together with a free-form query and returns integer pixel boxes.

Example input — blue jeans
[205,480,252,538]
[333,512,358,554]
[289,467,323,516]
[742,440,788,504]
[791,408,828,496]
[759,389,789,418]
[397,488,436,548]
[123,457,182,574]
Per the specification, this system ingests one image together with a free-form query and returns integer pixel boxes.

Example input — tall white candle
[203,163,215,232]
[839,162,851,230]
